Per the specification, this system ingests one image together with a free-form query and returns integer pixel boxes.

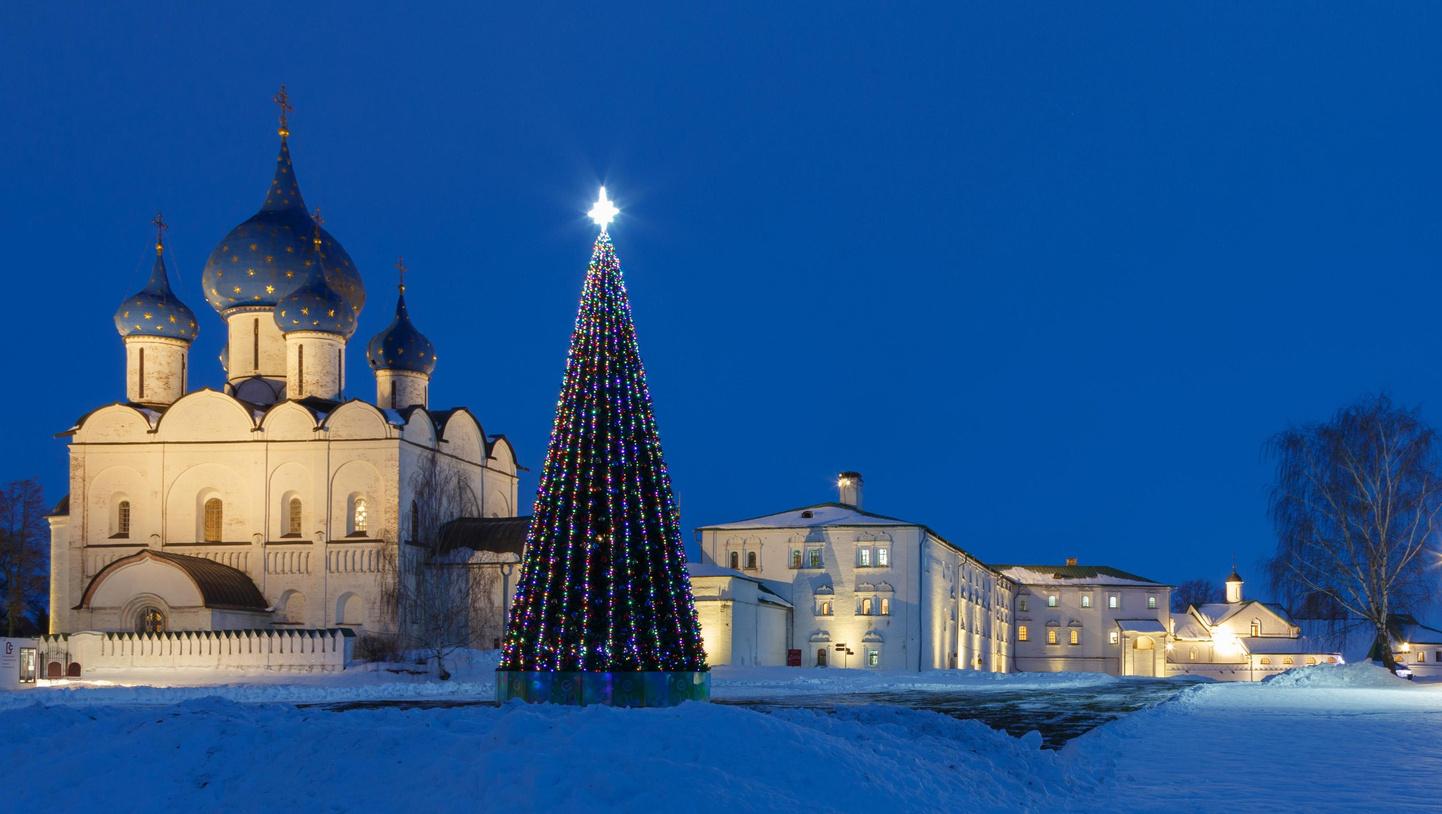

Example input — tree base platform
[495,669,711,706]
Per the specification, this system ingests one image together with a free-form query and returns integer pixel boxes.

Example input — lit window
[1147,595,1157,609]
[1069,628,1080,646]
[1307,657,1319,666]
[791,550,802,569]
[1108,630,1119,645]
[1250,620,1261,637]
[1047,594,1058,608]
[136,606,166,634]
[1108,594,1119,609]
[1018,625,1029,642]
[203,498,223,542]
[1046,629,1058,645]
[808,548,822,568]
[1416,652,1425,664]
[1260,657,1272,666]
[1081,594,1091,609]
[1018,597,1029,612]
[867,649,879,668]
[879,597,890,616]
[116,500,131,537]
[861,597,874,615]
[859,548,871,567]
[1283,657,1295,667]
[286,498,302,536]
[876,547,889,567]
[746,551,757,570]
[352,497,368,536]
[729,551,739,569]
[819,600,832,616]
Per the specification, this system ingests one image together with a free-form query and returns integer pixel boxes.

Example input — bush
[355,634,402,663]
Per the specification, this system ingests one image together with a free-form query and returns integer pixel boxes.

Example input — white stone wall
[691,573,793,667]
[124,336,189,405]
[285,331,345,400]
[52,391,519,640]
[376,369,430,410]
[1011,582,1170,675]
[39,629,353,674]
[225,308,288,383]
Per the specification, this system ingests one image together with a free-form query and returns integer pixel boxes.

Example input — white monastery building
[41,100,522,676]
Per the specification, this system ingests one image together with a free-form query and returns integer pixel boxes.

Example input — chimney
[1065,556,1078,567]
[837,471,863,508]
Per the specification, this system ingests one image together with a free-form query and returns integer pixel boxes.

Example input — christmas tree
[498,188,708,706]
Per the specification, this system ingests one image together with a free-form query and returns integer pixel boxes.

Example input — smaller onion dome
[366,258,436,375]
[274,212,357,336]
[114,214,199,341]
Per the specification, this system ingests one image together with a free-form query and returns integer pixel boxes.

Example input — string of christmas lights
[499,223,707,674]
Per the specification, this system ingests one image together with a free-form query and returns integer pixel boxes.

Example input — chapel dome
[274,228,357,337]
[200,133,364,317]
[114,230,199,341]
[366,282,436,375]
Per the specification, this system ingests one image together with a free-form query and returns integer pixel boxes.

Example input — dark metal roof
[78,550,268,612]
[50,494,70,516]
[439,516,531,555]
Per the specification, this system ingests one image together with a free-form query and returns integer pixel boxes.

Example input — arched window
[879,597,891,616]
[861,597,874,615]
[729,551,739,569]
[351,497,369,537]
[745,551,757,570]
[135,606,166,634]
[286,497,303,536]
[203,498,223,542]
[115,500,131,538]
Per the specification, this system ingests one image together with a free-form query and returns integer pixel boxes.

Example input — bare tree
[378,454,483,680]
[1170,578,1223,613]
[1266,394,1442,670]
[0,479,48,636]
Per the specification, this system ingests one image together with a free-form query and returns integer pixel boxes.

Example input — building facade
[46,102,520,657]
[695,474,1013,672]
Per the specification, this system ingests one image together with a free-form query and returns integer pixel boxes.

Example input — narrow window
[352,496,368,536]
[861,597,873,615]
[337,347,343,394]
[181,354,186,391]
[1109,630,1119,645]
[1250,619,1261,637]
[203,498,223,542]
[819,600,832,616]
[1046,629,1058,645]
[1108,594,1119,609]
[1018,625,1029,642]
[1069,628,1080,646]
[858,547,871,567]
[1018,597,1028,612]
[297,344,305,395]
[1147,595,1158,609]
[138,347,145,399]
[1188,647,1198,660]
[746,551,757,570]
[876,547,889,567]
[286,497,302,536]
[1081,594,1092,608]
[1047,594,1058,608]
[879,597,890,615]
[790,550,802,569]
[729,551,739,569]
[867,649,879,668]
[116,501,131,537]
[252,318,260,371]
[808,548,822,568]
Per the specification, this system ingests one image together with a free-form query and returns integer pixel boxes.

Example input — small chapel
[43,90,523,667]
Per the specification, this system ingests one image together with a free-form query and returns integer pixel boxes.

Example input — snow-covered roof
[684,563,794,608]
[996,565,1165,587]
[1115,619,1168,634]
[1242,636,1337,656]
[1172,612,1210,640]
[698,502,916,530]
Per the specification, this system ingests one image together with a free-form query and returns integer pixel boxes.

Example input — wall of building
[1011,583,1170,675]
[225,309,289,383]
[124,336,188,405]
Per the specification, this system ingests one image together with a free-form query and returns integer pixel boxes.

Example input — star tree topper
[588,186,619,232]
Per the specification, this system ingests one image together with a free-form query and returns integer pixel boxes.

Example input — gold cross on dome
[152,211,168,254]
[311,208,324,248]
[274,84,294,137]
[395,256,407,293]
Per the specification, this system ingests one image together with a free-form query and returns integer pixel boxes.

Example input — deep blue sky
[3,4,1440,590]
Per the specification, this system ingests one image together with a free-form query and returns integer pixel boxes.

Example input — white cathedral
[44,96,521,660]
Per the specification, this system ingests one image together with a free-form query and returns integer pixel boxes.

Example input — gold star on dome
[286,271,295,278]
[249,243,258,251]
[233,286,241,293]
[327,308,335,317]
[265,284,275,294]
[300,307,309,315]
[143,313,153,320]
[169,315,176,323]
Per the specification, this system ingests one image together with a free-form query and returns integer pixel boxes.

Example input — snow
[698,503,913,529]
[4,656,1440,812]
[997,565,1162,586]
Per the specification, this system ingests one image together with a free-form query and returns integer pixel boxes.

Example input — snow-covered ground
[2,659,1436,812]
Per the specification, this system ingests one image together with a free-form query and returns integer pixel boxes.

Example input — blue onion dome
[274,220,358,336]
[199,111,365,317]
[114,221,199,341]
[366,263,436,374]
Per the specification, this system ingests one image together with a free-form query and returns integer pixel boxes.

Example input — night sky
[3,4,1439,589]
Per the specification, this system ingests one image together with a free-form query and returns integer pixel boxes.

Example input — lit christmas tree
[497,188,709,706]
